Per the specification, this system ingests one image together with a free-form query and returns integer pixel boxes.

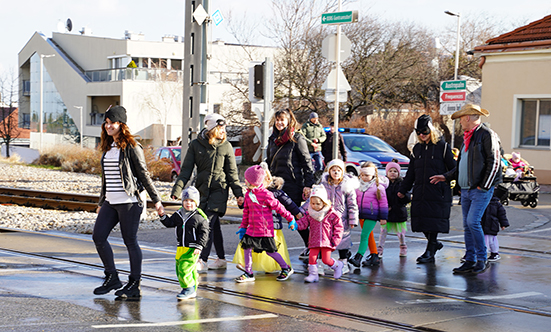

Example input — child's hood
[322,172,360,193]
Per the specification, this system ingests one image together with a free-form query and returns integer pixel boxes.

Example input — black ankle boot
[115,277,141,298]
[349,253,363,267]
[94,272,122,295]
[417,242,436,264]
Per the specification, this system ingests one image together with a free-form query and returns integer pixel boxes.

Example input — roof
[475,14,551,53]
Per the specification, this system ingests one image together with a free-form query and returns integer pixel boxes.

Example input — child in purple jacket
[235,165,297,283]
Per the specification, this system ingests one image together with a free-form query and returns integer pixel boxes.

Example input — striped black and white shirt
[104,145,137,204]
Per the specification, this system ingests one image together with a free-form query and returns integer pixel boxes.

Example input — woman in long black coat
[266,109,315,258]
[398,115,456,264]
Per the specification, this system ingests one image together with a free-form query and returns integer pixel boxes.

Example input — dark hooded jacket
[266,129,315,205]
[399,139,456,233]
[481,196,509,236]
[171,129,243,216]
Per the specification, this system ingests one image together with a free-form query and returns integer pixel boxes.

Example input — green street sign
[441,80,466,91]
[321,11,358,25]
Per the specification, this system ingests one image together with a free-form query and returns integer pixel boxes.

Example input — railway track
[0,186,181,212]
[2,240,550,331]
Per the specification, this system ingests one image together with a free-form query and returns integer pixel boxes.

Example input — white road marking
[396,291,543,305]
[92,313,278,329]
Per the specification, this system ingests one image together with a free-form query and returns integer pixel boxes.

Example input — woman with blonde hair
[398,114,456,264]
[171,113,244,271]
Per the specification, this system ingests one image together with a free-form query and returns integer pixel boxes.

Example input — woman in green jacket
[171,114,244,271]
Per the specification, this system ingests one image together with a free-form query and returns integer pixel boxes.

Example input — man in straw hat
[430,103,502,275]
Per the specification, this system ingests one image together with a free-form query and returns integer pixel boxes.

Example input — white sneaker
[317,259,325,275]
[339,259,349,275]
[208,258,227,270]
[196,259,208,273]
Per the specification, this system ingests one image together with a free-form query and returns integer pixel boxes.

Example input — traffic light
[253,63,264,99]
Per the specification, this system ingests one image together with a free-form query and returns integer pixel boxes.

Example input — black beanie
[105,106,127,124]
[415,114,432,131]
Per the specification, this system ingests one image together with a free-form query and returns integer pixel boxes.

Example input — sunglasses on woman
[415,128,431,135]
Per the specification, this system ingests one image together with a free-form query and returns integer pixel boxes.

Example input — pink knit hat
[385,161,401,174]
[245,165,266,187]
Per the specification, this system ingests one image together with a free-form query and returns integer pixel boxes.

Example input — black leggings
[93,201,143,279]
[200,211,225,262]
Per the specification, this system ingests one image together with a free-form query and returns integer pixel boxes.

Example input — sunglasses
[415,128,431,135]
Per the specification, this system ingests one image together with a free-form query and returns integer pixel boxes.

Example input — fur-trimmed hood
[321,172,360,193]
[268,176,285,191]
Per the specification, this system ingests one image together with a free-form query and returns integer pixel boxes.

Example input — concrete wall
[480,50,551,184]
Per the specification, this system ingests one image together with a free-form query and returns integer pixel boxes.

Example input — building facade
[474,14,551,184]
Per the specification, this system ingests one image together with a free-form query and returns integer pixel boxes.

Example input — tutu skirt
[232,230,291,273]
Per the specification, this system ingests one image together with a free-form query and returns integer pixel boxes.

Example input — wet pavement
[1,191,550,331]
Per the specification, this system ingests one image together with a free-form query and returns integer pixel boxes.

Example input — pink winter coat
[296,207,343,250]
[239,187,293,238]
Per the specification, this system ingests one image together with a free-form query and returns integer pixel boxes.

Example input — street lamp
[39,54,55,151]
[445,11,461,80]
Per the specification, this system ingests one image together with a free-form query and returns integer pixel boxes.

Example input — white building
[18,31,276,149]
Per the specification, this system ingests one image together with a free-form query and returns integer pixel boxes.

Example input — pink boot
[331,260,344,279]
[304,264,319,283]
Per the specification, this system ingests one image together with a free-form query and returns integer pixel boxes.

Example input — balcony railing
[84,68,183,82]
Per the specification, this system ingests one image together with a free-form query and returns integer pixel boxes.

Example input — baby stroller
[494,153,539,208]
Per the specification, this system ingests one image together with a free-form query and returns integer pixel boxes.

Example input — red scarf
[274,127,294,146]
[463,124,479,152]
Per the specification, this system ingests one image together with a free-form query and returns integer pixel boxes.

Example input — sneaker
[317,260,325,275]
[115,277,141,298]
[488,253,501,262]
[298,248,310,260]
[399,244,407,257]
[452,261,476,274]
[93,272,122,295]
[472,260,490,274]
[208,258,227,270]
[177,286,196,300]
[276,267,294,281]
[362,254,380,267]
[339,259,349,275]
[349,253,363,268]
[235,272,255,283]
[377,246,384,258]
[196,259,208,273]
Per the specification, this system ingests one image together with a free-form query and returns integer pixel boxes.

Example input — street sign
[441,80,466,91]
[193,4,209,26]
[212,9,223,26]
[440,102,464,115]
[322,33,351,62]
[321,11,358,25]
[324,90,348,103]
[440,91,466,102]
[322,67,351,91]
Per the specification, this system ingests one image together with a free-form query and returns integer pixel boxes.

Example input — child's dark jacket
[481,196,509,236]
[386,177,411,223]
[160,208,210,250]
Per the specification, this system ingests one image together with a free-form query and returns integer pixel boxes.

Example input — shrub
[142,147,173,182]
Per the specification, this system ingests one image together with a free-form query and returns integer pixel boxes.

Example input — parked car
[326,128,410,177]
[154,146,181,182]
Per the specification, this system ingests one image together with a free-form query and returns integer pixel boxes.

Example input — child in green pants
[160,186,209,300]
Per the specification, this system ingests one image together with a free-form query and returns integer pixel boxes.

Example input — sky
[1,0,551,75]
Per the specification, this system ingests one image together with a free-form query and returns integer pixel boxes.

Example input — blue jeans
[460,187,494,263]
[310,152,324,172]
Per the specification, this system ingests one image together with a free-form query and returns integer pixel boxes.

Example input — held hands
[397,192,405,199]
[155,201,165,216]
[380,219,387,226]
[288,218,297,231]
[193,248,201,255]
[237,196,245,209]
[236,228,247,240]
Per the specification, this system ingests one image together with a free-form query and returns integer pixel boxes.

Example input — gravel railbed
[0,162,177,234]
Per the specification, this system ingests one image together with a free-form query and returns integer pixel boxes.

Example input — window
[520,99,551,147]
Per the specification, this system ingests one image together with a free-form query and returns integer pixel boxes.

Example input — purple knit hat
[245,165,266,187]
[385,161,401,174]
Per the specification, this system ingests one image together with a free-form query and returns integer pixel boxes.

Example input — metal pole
[74,106,83,148]
[451,13,461,148]
[332,0,342,161]
[262,57,272,161]
[39,55,44,151]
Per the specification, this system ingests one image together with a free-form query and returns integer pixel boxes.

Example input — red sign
[440,91,466,102]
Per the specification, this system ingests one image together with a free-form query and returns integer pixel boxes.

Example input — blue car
[328,128,410,177]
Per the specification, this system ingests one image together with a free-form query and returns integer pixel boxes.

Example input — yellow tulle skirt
[232,229,291,273]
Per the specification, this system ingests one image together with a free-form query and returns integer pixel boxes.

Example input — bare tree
[0,70,23,158]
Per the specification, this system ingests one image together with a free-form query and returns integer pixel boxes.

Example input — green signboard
[441,80,466,91]
[321,11,358,25]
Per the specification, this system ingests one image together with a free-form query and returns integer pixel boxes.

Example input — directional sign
[441,80,466,91]
[440,91,466,102]
[440,102,464,115]
[321,11,358,25]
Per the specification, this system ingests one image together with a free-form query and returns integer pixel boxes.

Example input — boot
[331,260,344,279]
[417,242,436,264]
[304,264,319,283]
[349,253,363,268]
[115,276,141,298]
[93,272,122,295]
